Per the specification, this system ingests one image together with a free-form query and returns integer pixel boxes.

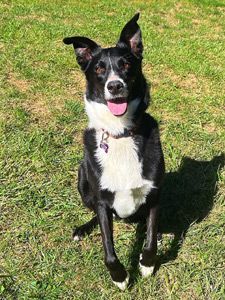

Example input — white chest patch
[95,131,155,218]
[85,97,156,218]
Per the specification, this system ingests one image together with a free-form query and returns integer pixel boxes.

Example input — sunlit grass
[0,0,224,299]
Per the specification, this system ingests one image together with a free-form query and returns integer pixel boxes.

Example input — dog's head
[64,13,148,118]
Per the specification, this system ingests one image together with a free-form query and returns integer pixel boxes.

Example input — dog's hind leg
[73,216,98,241]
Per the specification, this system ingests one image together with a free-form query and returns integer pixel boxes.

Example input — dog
[63,13,165,290]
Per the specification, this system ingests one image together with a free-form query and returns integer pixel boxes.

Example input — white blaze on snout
[104,72,127,100]
[104,55,127,100]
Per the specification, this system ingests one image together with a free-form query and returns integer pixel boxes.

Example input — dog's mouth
[107,98,128,116]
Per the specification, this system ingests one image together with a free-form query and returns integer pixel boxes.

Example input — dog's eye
[95,65,106,75]
[124,63,130,70]
[119,61,130,71]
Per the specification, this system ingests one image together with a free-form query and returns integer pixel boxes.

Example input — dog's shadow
[128,154,224,285]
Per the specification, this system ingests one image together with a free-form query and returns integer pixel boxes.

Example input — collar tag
[100,141,109,153]
[99,128,134,153]
[100,131,109,153]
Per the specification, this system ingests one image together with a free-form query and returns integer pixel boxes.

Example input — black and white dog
[63,13,165,290]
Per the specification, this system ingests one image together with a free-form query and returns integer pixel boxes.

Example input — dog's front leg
[139,192,159,277]
[96,203,129,290]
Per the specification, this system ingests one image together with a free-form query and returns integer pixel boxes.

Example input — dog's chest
[95,132,154,218]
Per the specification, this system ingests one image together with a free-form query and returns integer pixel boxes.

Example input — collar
[97,92,147,153]
[101,128,134,139]
[99,127,136,153]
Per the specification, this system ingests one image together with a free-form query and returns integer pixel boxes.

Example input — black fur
[64,13,165,288]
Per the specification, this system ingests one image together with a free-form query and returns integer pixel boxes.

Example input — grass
[0,0,224,299]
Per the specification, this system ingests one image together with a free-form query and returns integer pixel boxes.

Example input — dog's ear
[63,36,100,71]
[117,13,143,59]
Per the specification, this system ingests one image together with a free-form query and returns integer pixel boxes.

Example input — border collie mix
[63,13,165,290]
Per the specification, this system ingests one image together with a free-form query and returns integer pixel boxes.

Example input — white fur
[139,254,155,277]
[73,235,80,241]
[104,71,128,101]
[104,55,128,100]
[85,97,139,135]
[139,263,154,277]
[85,97,156,219]
[94,124,155,218]
[113,274,129,291]
[113,185,152,218]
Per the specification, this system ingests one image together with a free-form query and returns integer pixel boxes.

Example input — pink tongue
[107,99,128,116]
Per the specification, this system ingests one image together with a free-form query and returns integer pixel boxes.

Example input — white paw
[113,274,129,291]
[139,254,155,277]
[139,263,154,277]
[73,235,80,241]
[157,239,162,246]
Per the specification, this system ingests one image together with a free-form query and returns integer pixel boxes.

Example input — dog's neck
[84,85,149,135]
[84,96,140,135]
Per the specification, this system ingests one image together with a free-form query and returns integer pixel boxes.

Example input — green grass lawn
[0,0,225,299]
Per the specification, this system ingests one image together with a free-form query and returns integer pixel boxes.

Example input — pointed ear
[117,13,143,59]
[63,36,100,71]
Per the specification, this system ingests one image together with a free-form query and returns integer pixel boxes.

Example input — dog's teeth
[139,263,155,277]
[113,274,129,291]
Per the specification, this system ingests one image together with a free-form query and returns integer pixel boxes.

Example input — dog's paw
[139,263,154,277]
[113,274,129,291]
[73,234,81,242]
[157,233,163,246]
[72,228,83,242]
[139,254,155,277]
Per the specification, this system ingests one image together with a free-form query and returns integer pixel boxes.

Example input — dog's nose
[107,80,124,95]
